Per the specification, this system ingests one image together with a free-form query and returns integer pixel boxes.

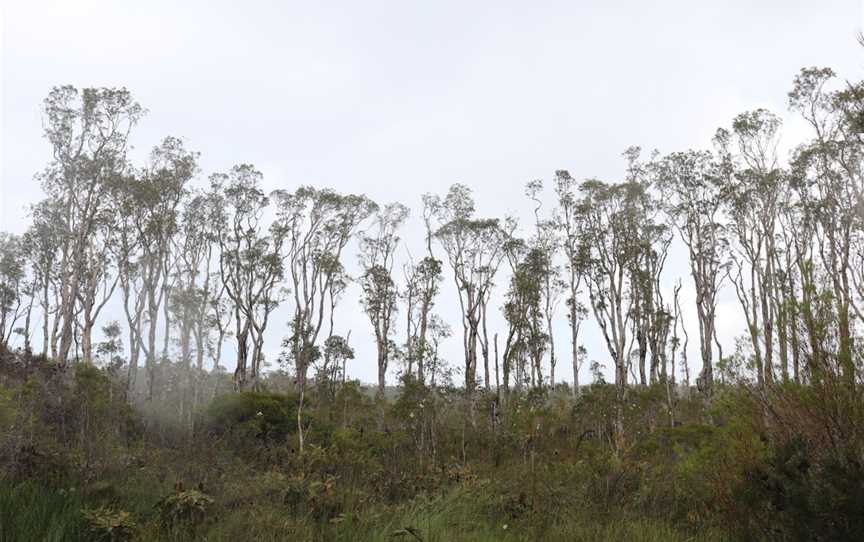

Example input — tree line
[0,64,862,448]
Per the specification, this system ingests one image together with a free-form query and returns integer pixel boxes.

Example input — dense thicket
[1,51,863,541]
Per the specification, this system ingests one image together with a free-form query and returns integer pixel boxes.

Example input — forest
[1,44,864,541]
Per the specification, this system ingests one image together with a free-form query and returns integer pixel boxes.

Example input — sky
[1,0,863,385]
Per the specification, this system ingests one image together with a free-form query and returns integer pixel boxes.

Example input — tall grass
[0,481,84,542]
[318,488,730,542]
[0,478,730,542]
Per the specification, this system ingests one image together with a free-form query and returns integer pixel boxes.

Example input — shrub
[81,506,137,542]
[741,436,864,541]
[202,391,299,453]
[156,487,215,532]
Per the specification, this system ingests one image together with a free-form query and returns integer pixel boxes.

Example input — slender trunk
[146,300,158,399]
[773,254,789,382]
[194,326,204,371]
[494,333,500,395]
[760,269,774,385]
[23,288,34,355]
[481,301,490,391]
[127,332,139,393]
[637,328,647,386]
[50,282,61,358]
[466,316,479,393]
[162,285,171,362]
[214,329,225,371]
[405,292,414,378]
[81,319,93,365]
[377,348,387,399]
[41,278,50,358]
[787,268,800,383]
[548,315,556,389]
[57,270,81,365]
[569,286,581,396]
[234,323,250,390]
[297,386,305,454]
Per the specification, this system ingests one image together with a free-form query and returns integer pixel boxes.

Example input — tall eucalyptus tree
[359,202,409,399]
[428,184,513,393]
[213,165,284,391]
[273,186,376,453]
[717,109,784,386]
[40,86,144,365]
[129,137,197,397]
[657,150,728,397]
[554,170,590,395]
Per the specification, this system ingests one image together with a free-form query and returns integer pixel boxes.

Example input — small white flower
[256,411,264,417]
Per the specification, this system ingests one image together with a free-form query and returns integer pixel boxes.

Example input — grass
[0,478,730,542]
[319,488,730,542]
[0,481,84,542]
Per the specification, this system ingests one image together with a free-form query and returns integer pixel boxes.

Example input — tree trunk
[81,319,93,365]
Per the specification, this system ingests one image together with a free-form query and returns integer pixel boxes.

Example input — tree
[76,226,119,365]
[656,150,728,397]
[207,279,234,375]
[214,164,284,391]
[108,178,147,390]
[554,170,590,396]
[128,137,197,397]
[173,192,212,374]
[429,184,513,393]
[321,334,354,400]
[502,242,548,391]
[273,186,376,453]
[96,320,125,370]
[403,196,444,384]
[40,86,144,365]
[576,178,637,444]
[0,234,26,349]
[172,184,224,418]
[788,67,863,388]
[717,109,785,386]
[359,203,409,399]
[526,179,566,388]
[620,148,672,386]
[424,314,452,388]
[24,199,63,359]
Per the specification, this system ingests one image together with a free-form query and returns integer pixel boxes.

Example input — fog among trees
[2,2,864,540]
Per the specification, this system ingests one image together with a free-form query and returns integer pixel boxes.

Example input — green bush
[81,506,137,542]
[740,436,864,541]
[156,487,215,533]
[202,391,299,451]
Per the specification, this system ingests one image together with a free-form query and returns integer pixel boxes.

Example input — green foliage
[283,473,343,521]
[731,381,864,541]
[81,506,137,542]
[0,481,85,542]
[156,488,214,531]
[3,359,864,541]
[0,385,16,429]
[202,391,299,451]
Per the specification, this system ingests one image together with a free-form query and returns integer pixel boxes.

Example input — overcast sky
[1,0,863,384]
